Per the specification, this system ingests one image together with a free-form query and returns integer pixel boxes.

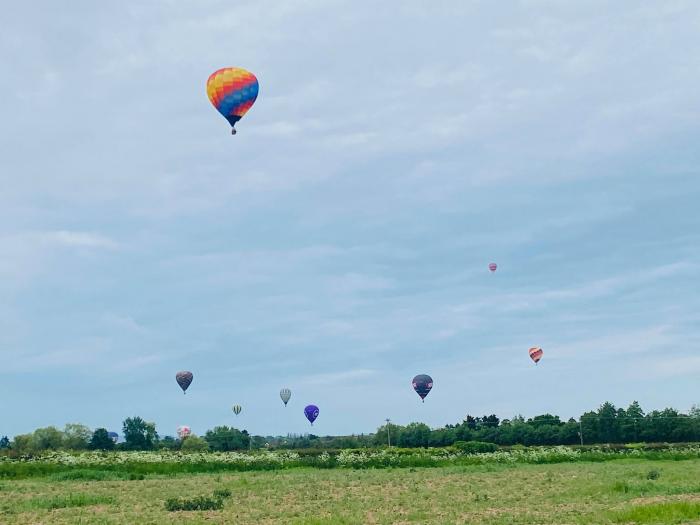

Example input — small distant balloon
[412,374,433,402]
[280,388,291,406]
[108,432,118,444]
[232,404,242,416]
[176,371,193,394]
[304,404,319,425]
[529,347,543,364]
[177,425,191,440]
[489,262,497,273]
[206,67,259,135]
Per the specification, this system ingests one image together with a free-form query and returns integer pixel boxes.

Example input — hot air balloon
[232,404,242,416]
[489,262,497,272]
[304,404,319,425]
[412,374,433,402]
[529,347,543,365]
[107,432,118,444]
[280,388,291,407]
[206,67,259,135]
[177,425,191,440]
[176,371,193,394]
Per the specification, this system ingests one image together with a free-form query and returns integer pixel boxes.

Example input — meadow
[1,448,700,523]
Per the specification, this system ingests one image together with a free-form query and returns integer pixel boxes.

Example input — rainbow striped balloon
[206,67,259,133]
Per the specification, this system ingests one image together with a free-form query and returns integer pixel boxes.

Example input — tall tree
[122,417,158,450]
[89,428,115,450]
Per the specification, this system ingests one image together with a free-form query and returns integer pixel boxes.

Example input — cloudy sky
[1,1,699,438]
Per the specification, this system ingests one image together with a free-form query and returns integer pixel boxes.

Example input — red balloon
[529,347,543,364]
[489,262,497,272]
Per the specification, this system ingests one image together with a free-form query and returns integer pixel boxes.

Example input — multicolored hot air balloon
[206,67,259,135]
[176,371,193,394]
[412,374,433,402]
[529,347,543,365]
[304,404,319,425]
[232,404,242,416]
[280,388,291,407]
[107,432,118,444]
[177,425,191,440]
[489,262,498,273]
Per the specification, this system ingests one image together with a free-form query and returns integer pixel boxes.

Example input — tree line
[268,401,700,449]
[2,401,698,454]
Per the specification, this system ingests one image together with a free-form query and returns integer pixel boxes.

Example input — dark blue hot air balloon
[412,374,433,402]
[108,432,118,444]
[304,404,319,425]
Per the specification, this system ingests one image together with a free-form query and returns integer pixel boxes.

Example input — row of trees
[2,402,698,454]
[2,418,253,455]
[266,402,700,449]
[368,402,700,448]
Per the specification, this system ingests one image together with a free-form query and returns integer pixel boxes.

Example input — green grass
[611,501,700,523]
[0,459,698,523]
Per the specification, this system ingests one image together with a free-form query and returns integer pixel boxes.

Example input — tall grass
[611,501,700,523]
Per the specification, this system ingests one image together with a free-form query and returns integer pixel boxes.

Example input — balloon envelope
[232,404,242,416]
[412,374,433,401]
[280,388,291,406]
[107,432,118,444]
[177,426,191,440]
[529,347,543,364]
[206,67,259,130]
[304,404,319,425]
[176,371,193,393]
[489,262,497,272]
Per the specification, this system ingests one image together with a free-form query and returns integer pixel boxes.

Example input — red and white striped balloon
[529,347,543,364]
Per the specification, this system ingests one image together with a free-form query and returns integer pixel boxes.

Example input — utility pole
[579,419,584,446]
[385,418,391,447]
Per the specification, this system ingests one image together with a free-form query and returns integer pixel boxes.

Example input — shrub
[213,488,232,499]
[180,436,210,452]
[646,469,661,480]
[454,441,498,454]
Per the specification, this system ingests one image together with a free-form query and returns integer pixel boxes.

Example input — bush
[454,441,498,454]
[180,436,210,452]
[646,469,661,480]
[213,488,232,499]
[165,495,224,511]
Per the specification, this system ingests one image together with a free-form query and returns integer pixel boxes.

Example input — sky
[1,1,699,439]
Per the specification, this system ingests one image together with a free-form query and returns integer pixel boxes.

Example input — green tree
[180,435,209,452]
[397,422,431,447]
[619,401,645,442]
[63,423,92,450]
[122,417,158,450]
[373,423,402,447]
[30,426,64,451]
[204,426,251,451]
[597,402,620,443]
[158,436,178,450]
[89,428,115,450]
[11,434,32,454]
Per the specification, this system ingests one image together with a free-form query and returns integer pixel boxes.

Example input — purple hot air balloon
[176,371,193,394]
[304,404,319,425]
[489,262,497,273]
[412,374,433,402]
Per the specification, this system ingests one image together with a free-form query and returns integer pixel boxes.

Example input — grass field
[1,458,699,524]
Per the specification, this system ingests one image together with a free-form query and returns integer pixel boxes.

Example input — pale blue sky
[1,1,699,438]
